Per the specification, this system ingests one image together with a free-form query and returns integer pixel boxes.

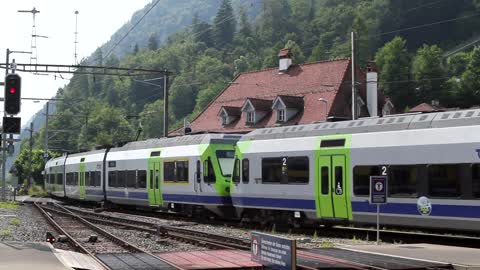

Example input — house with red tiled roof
[173,49,391,135]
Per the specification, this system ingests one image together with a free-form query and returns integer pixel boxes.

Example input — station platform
[0,242,71,270]
[344,244,480,270]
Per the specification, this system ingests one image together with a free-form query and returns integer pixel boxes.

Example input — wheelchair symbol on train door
[335,182,343,195]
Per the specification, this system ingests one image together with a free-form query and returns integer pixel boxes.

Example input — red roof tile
[173,59,353,134]
[410,102,446,113]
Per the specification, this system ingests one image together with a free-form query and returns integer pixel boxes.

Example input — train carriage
[45,155,67,197]
[231,109,480,231]
[104,134,240,216]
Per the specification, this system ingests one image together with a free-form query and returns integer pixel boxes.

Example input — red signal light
[9,87,16,94]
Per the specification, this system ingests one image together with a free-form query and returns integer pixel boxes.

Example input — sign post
[370,175,387,245]
[251,232,296,270]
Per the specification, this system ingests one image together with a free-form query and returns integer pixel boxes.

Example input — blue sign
[251,232,296,270]
[370,175,387,204]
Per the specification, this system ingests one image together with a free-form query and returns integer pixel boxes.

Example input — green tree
[450,47,480,107]
[140,99,164,138]
[169,74,198,120]
[412,44,446,104]
[375,36,412,111]
[238,6,252,38]
[14,149,56,185]
[213,0,236,48]
[148,33,159,50]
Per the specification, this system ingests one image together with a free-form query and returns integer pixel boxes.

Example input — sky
[0,0,152,128]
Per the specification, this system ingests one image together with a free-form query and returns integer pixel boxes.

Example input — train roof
[110,133,242,152]
[241,109,480,141]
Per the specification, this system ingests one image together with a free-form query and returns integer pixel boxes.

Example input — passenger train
[45,109,480,231]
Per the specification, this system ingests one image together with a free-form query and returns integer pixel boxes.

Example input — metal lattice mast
[74,11,79,65]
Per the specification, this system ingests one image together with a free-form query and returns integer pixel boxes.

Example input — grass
[0,229,12,239]
[320,241,335,248]
[0,202,19,209]
[9,217,21,226]
[28,185,47,197]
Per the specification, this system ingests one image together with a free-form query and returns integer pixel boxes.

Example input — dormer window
[277,109,286,122]
[271,95,304,123]
[241,98,272,125]
[247,112,255,123]
[218,106,241,126]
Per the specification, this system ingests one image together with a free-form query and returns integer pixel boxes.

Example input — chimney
[278,48,292,72]
[366,62,378,117]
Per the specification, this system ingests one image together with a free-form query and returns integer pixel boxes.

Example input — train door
[147,153,162,206]
[79,160,86,200]
[318,155,348,219]
[194,160,201,193]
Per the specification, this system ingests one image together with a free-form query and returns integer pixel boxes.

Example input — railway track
[63,205,458,270]
[38,202,456,270]
[35,202,181,270]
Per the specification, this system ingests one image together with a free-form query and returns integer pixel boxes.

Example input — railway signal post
[370,174,388,245]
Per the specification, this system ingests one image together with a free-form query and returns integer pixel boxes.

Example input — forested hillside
[16,0,480,183]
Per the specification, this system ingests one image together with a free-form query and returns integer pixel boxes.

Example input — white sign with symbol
[375,181,383,192]
[252,238,258,256]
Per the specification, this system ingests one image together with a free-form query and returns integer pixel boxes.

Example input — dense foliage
[15,0,480,184]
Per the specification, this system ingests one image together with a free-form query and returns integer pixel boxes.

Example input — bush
[28,185,47,197]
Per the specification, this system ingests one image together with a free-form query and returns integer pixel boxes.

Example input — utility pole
[28,122,33,188]
[163,70,169,138]
[1,49,9,201]
[351,31,357,120]
[74,11,79,65]
[44,102,49,160]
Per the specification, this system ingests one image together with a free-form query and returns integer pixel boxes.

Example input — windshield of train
[216,150,235,177]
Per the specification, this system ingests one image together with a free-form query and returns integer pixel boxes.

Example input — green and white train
[46,108,480,231]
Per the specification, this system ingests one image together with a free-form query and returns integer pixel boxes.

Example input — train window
[177,161,189,182]
[320,139,345,148]
[242,159,249,183]
[335,166,343,194]
[287,157,309,184]
[49,174,54,185]
[164,161,188,183]
[126,170,136,188]
[216,150,235,177]
[389,166,418,197]
[232,159,240,183]
[137,170,147,189]
[66,173,72,185]
[97,172,102,186]
[74,172,79,185]
[428,164,460,198]
[164,162,176,182]
[149,170,154,189]
[261,157,308,184]
[85,172,91,186]
[353,166,380,196]
[117,171,126,188]
[204,158,216,183]
[321,167,329,194]
[196,161,201,183]
[108,171,117,187]
[473,164,480,198]
[262,158,284,183]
